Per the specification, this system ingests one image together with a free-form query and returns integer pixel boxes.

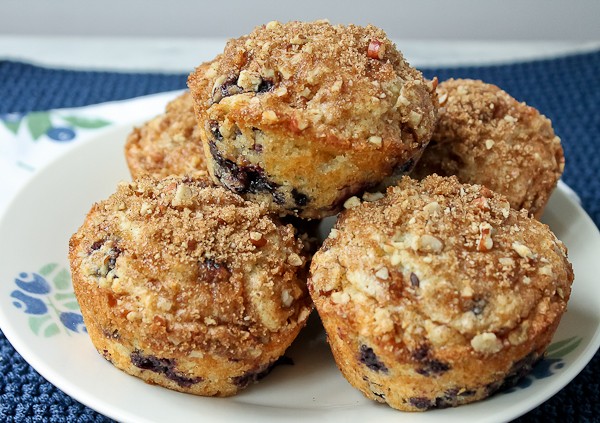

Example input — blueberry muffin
[188,20,437,219]
[69,177,312,396]
[412,78,564,218]
[124,91,209,180]
[308,175,573,411]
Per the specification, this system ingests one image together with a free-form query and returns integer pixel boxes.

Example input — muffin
[411,78,564,218]
[188,20,437,219]
[69,176,312,396]
[124,91,209,180]
[308,175,573,411]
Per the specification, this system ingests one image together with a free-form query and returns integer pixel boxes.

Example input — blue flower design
[504,336,581,393]
[11,265,86,337]
[15,272,51,294]
[60,312,86,333]
[46,127,76,142]
[10,290,48,314]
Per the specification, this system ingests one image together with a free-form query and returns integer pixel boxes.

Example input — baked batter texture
[69,177,312,396]
[412,79,564,218]
[125,91,209,180]
[308,175,573,410]
[188,20,436,219]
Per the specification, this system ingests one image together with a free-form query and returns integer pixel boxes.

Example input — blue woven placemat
[1,50,599,422]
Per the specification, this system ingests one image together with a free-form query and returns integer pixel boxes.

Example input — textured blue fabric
[1,51,599,422]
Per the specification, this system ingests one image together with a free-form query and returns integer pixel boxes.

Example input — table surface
[1,36,600,72]
[1,36,599,423]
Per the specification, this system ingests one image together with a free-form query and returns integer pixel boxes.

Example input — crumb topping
[309,175,573,359]
[412,78,564,217]
[188,20,436,149]
[69,177,312,361]
[125,90,210,180]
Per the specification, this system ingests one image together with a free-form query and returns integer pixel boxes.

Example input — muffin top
[188,20,436,150]
[69,177,311,361]
[412,78,564,218]
[310,175,573,356]
[124,91,209,180]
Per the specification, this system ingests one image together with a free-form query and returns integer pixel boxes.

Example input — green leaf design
[546,336,577,353]
[62,115,111,129]
[38,263,58,277]
[26,112,53,140]
[54,292,76,301]
[547,337,582,359]
[28,315,51,335]
[1,117,22,134]
[62,301,82,311]
[44,323,60,337]
[53,268,71,290]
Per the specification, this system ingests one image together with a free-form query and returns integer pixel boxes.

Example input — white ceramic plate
[0,122,599,423]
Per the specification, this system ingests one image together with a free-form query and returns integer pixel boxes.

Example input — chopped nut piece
[266,21,281,30]
[471,332,503,353]
[461,285,474,297]
[237,69,262,91]
[249,231,267,247]
[290,34,308,45]
[331,291,350,305]
[415,234,443,253]
[485,139,495,150]
[299,87,312,98]
[261,110,278,124]
[539,265,554,276]
[171,184,194,207]
[140,202,153,215]
[423,201,441,215]
[262,68,275,78]
[331,78,343,92]
[373,308,394,334]
[375,267,389,280]
[472,196,491,211]
[287,253,303,266]
[343,196,362,209]
[395,94,410,108]
[368,136,383,147]
[156,297,172,312]
[408,110,423,127]
[512,241,534,258]
[279,66,293,80]
[362,192,385,202]
[437,90,448,105]
[477,222,494,251]
[281,290,294,307]
[367,39,385,59]
[275,86,288,97]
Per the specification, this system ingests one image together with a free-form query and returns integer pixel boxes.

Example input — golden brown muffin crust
[412,79,564,218]
[69,177,312,396]
[124,91,209,180]
[188,20,436,218]
[309,175,573,410]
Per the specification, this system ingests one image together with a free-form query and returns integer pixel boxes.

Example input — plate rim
[1,119,599,423]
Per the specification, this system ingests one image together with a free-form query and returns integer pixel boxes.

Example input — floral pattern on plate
[10,263,86,337]
[1,111,111,142]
